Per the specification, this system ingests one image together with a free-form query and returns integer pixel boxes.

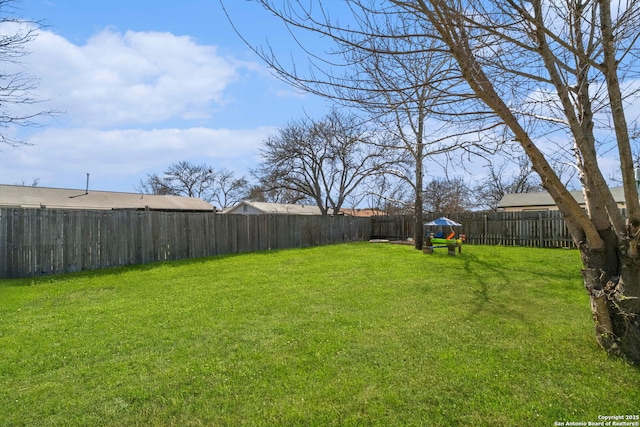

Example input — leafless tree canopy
[424,177,474,213]
[0,0,54,147]
[246,180,310,205]
[475,156,543,211]
[224,0,507,246]
[232,0,640,363]
[254,110,394,215]
[136,161,249,209]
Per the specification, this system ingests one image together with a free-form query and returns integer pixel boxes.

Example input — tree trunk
[582,230,640,364]
[414,198,424,250]
[414,163,424,250]
[388,0,640,364]
[414,104,426,250]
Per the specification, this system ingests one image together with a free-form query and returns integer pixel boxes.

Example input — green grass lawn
[1,243,639,426]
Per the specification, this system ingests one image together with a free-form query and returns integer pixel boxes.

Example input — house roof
[0,184,215,211]
[339,208,386,217]
[497,186,626,209]
[225,201,323,215]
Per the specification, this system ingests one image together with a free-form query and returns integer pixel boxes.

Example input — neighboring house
[224,201,388,216]
[224,201,323,215]
[497,186,626,212]
[339,208,386,217]
[0,184,215,211]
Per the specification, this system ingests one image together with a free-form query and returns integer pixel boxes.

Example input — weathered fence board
[371,211,576,248]
[1,208,587,279]
[0,209,372,278]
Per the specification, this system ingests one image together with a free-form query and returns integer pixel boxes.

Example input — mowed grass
[1,243,639,426]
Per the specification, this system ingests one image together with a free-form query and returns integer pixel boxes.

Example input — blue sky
[1,0,331,192]
[1,1,628,196]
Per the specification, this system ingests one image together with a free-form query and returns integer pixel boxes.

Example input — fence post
[483,214,488,245]
[539,211,544,248]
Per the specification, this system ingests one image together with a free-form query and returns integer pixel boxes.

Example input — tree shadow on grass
[457,249,532,325]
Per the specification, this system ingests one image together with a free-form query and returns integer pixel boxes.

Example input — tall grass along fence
[0,208,371,278]
[372,210,575,248]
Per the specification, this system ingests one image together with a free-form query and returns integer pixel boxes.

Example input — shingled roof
[497,187,626,211]
[0,184,215,211]
[224,201,323,215]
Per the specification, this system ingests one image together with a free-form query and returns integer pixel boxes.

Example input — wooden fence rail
[0,209,371,279]
[1,208,582,279]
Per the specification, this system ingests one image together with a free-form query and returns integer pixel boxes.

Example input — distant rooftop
[0,184,214,211]
[339,208,386,217]
[497,187,625,210]
[224,201,387,216]
[224,200,323,215]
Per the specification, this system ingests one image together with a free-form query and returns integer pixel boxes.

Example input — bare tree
[0,0,54,147]
[362,173,414,215]
[163,161,215,200]
[400,0,640,362]
[347,37,489,248]
[248,167,311,204]
[211,168,249,210]
[136,161,249,209]
[424,177,474,214]
[135,173,177,196]
[16,177,39,186]
[136,162,212,198]
[475,157,542,211]
[235,0,640,363]
[254,111,392,215]
[247,180,310,205]
[225,1,496,248]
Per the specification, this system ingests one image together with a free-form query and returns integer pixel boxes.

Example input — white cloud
[3,126,274,190]
[0,22,326,192]
[28,27,243,127]
[0,23,280,191]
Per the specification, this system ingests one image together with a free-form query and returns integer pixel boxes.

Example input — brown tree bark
[244,0,640,363]
[413,0,640,363]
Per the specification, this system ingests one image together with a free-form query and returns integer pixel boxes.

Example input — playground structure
[423,217,465,255]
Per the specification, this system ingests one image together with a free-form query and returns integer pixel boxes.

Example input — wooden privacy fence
[450,211,574,247]
[372,210,576,248]
[1,208,579,279]
[0,209,371,279]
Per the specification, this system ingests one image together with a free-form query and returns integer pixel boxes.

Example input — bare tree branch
[0,1,56,148]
